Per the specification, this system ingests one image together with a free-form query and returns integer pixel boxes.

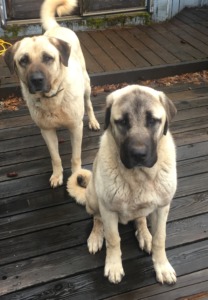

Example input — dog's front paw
[135,227,152,254]
[104,259,125,284]
[88,118,100,131]
[50,173,63,188]
[88,231,104,254]
[154,260,177,284]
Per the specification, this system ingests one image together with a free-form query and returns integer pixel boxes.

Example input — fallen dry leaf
[0,94,25,112]
[7,171,18,178]
[58,138,65,144]
[92,70,208,94]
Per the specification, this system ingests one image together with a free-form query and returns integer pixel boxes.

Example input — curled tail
[40,0,77,31]
[67,169,92,205]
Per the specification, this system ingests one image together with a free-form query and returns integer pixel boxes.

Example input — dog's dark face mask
[113,109,159,169]
[119,133,158,169]
[104,87,177,169]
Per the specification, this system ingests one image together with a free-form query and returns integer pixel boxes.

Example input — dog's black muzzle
[28,71,50,94]
[120,137,157,169]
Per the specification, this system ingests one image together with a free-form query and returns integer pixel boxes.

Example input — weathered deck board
[89,7,208,79]
[150,25,195,61]
[80,43,104,73]
[106,269,208,300]
[116,29,163,66]
[102,29,151,67]
[0,241,207,299]
[174,15,208,45]
[78,31,120,72]
[0,82,208,299]
[166,22,207,58]
[87,31,136,70]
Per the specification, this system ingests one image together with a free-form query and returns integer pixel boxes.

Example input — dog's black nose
[28,71,45,93]
[130,145,147,163]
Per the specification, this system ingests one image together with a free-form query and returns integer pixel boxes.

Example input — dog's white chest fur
[95,133,176,224]
[97,171,161,224]
[23,89,84,129]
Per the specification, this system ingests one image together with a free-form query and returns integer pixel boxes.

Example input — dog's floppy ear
[104,105,112,130]
[104,93,115,130]
[4,42,20,74]
[159,92,177,135]
[49,37,71,67]
[163,119,168,135]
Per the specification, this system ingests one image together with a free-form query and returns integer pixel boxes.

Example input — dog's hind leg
[41,128,63,188]
[135,217,152,254]
[84,79,100,130]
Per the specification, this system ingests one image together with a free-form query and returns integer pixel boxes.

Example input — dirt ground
[0,70,208,112]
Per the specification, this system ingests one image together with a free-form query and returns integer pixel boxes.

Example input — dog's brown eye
[115,119,127,126]
[42,53,54,63]
[147,116,161,127]
[19,55,30,66]
[146,111,161,128]
[115,113,130,129]
[148,118,157,126]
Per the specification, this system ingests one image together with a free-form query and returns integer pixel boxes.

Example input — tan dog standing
[67,85,177,284]
[4,0,100,187]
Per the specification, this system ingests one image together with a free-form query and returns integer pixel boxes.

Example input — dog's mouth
[121,156,157,169]
[120,142,157,169]
[43,87,64,98]
[29,85,50,94]
[27,71,51,95]
[28,75,64,98]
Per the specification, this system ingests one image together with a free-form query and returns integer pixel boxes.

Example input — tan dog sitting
[67,85,177,284]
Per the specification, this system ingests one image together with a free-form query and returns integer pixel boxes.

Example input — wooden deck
[79,7,208,73]
[0,5,208,300]
[0,7,208,87]
[0,81,208,299]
